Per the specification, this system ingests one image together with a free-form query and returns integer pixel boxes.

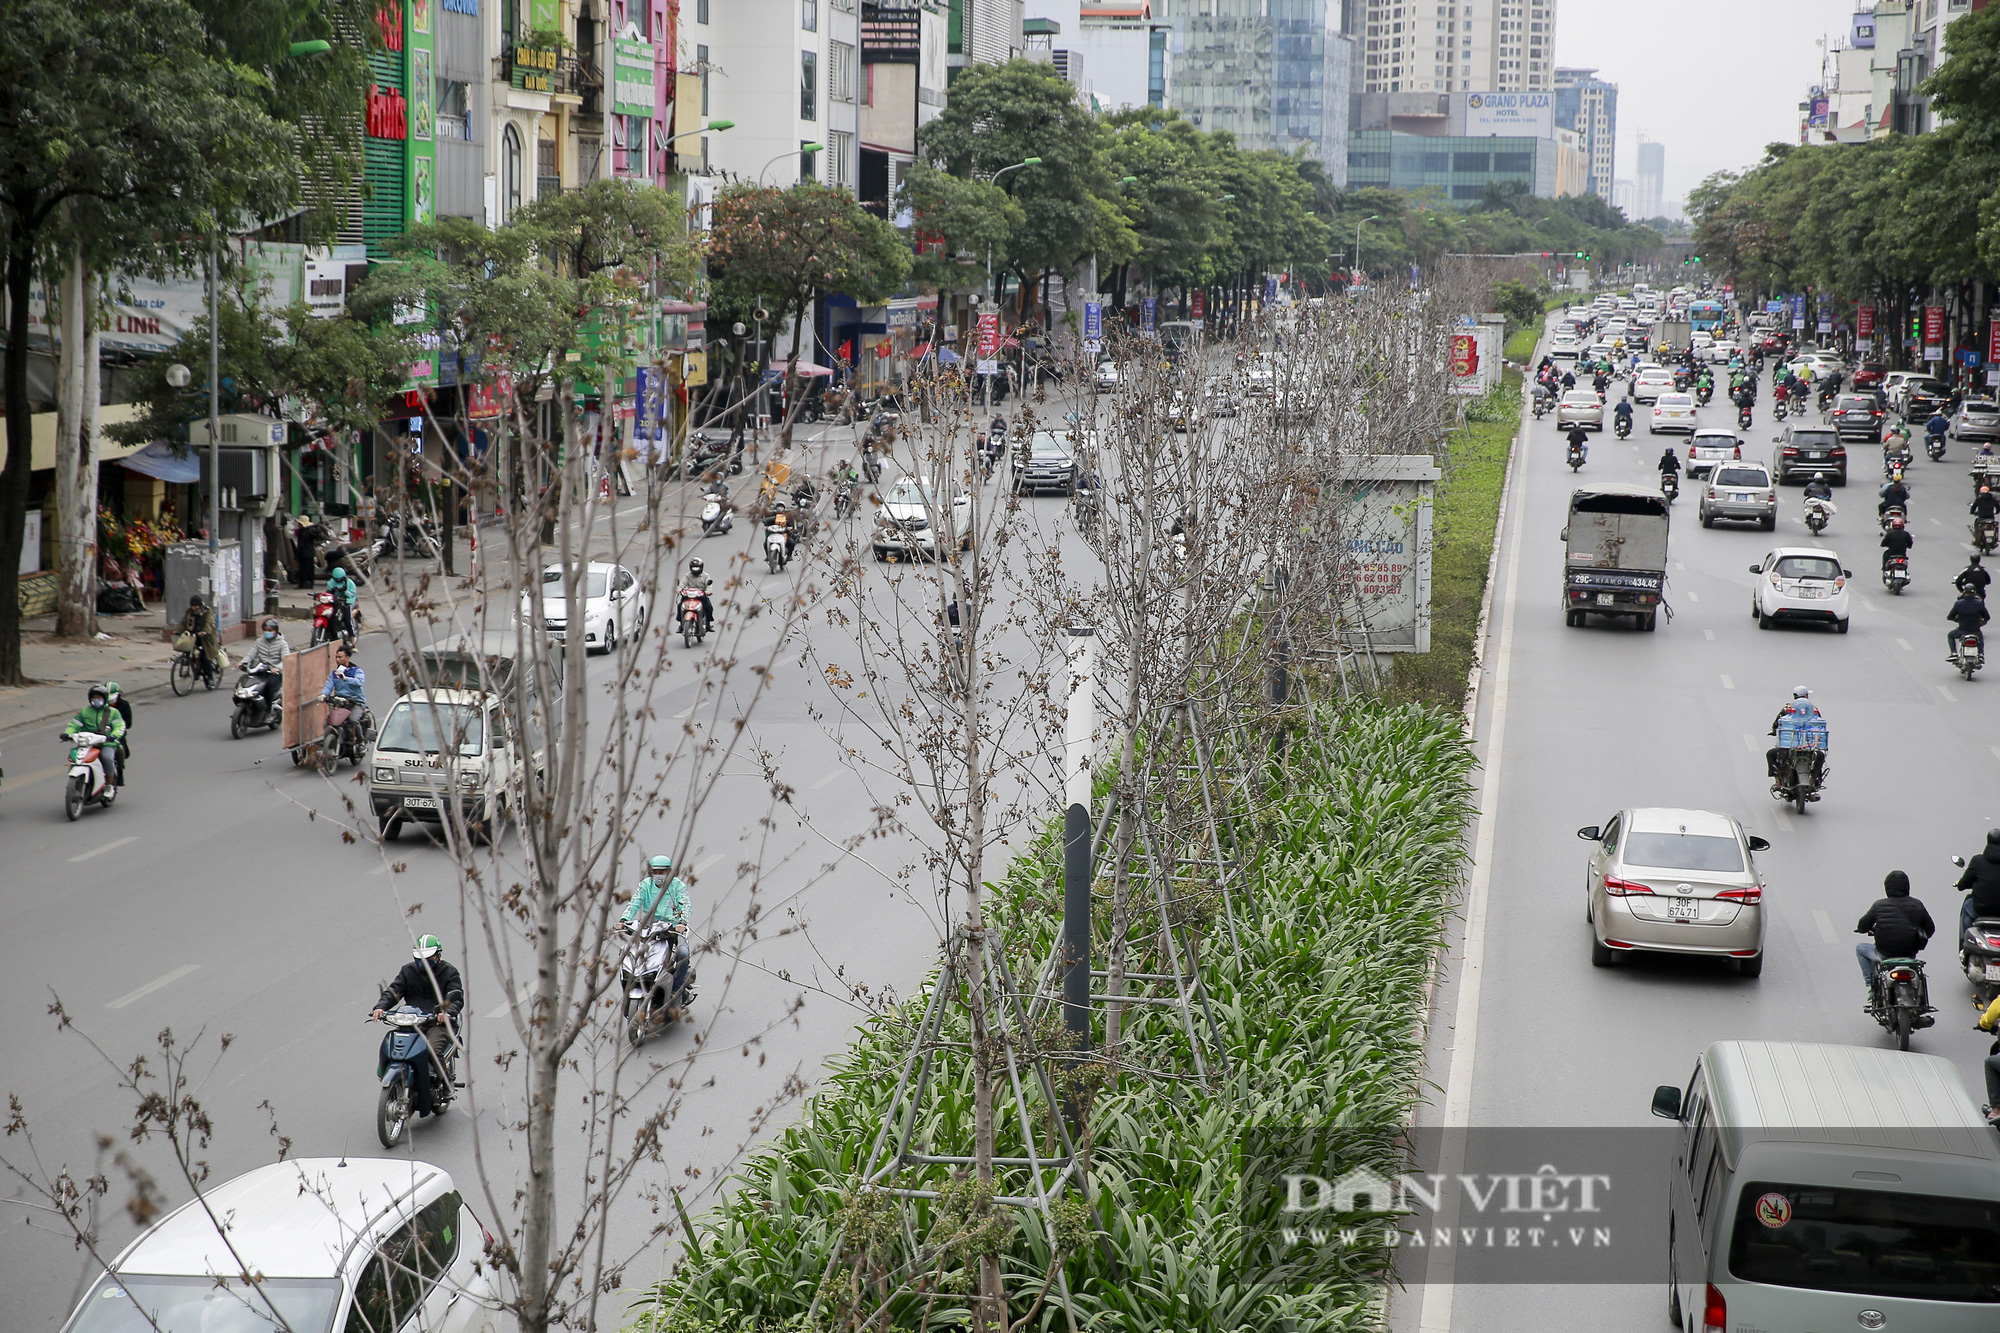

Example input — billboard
[1335,456,1440,654]
[1463,90,1555,138]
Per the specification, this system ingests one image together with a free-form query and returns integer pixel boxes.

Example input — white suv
[59,1159,503,1333]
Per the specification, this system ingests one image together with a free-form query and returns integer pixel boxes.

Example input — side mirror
[1952,855,1967,869]
[1559,529,1569,542]
[1748,564,1762,575]
[1843,569,1853,579]
[1747,836,1771,853]
[1651,1085,1684,1121]
[1576,825,1602,842]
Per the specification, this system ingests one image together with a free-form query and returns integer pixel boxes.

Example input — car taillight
[1703,1282,1726,1333]
[1832,446,1846,457]
[1603,877,1653,896]
[1733,446,1742,458]
[1718,887,1763,903]
[1766,491,1776,503]
[1782,446,1799,456]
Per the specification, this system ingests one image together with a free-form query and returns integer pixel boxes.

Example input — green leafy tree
[0,0,300,683]
[898,161,1024,306]
[706,181,910,449]
[1488,278,1546,331]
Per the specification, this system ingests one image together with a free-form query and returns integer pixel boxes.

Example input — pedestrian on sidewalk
[293,514,321,589]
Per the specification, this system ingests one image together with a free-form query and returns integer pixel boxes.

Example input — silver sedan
[1579,807,1770,976]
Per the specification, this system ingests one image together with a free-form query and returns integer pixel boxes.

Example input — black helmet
[689,558,704,578]
[1987,828,2000,847]
[87,683,108,706]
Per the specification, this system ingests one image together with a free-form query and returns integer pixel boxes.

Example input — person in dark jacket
[1855,871,1934,992]
[1880,521,1914,572]
[372,934,464,1085]
[1956,829,2000,937]
[1956,554,1992,601]
[1948,591,1990,660]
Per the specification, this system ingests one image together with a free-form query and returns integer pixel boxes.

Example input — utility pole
[1061,625,1095,1049]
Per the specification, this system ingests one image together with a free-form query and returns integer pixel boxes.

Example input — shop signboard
[1335,455,1439,654]
[1923,305,1945,361]
[613,37,655,117]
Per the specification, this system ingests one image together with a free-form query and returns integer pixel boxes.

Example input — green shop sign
[612,38,655,117]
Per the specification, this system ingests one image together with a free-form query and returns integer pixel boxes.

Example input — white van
[369,632,563,841]
[1652,1041,2000,1333]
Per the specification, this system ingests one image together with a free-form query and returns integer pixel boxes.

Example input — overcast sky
[1555,0,1863,218]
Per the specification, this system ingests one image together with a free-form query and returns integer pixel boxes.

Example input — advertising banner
[1190,289,1206,324]
[1856,304,1875,354]
[1082,301,1102,341]
[1263,275,1279,305]
[1450,334,1479,378]
[1924,305,1945,361]
[1988,319,2000,371]
[1141,297,1156,336]
[1335,456,1440,654]
[1790,295,1805,331]
[976,311,1000,375]
[1462,90,1555,138]
[612,37,655,117]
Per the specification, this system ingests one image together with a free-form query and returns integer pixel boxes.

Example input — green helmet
[104,681,122,698]
[413,935,443,959]
[647,855,673,876]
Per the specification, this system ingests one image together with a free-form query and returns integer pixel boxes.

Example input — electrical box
[196,415,286,516]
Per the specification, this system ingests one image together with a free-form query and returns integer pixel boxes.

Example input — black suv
[1775,425,1847,484]
[1013,431,1079,495]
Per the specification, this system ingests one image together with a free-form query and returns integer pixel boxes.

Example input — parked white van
[1651,1041,2000,1333]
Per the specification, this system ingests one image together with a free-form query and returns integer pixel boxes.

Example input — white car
[1686,429,1743,479]
[1557,390,1604,430]
[1632,369,1676,403]
[523,561,648,654]
[1242,355,1277,395]
[1550,333,1581,359]
[58,1158,505,1333]
[1092,360,1121,392]
[874,475,971,560]
[1708,340,1741,364]
[1650,393,1697,435]
[1749,546,1851,633]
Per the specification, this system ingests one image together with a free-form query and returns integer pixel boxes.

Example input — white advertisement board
[1336,455,1439,654]
[1463,90,1555,138]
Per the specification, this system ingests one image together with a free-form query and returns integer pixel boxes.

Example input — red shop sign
[1190,289,1206,320]
[1450,333,1479,377]
[1856,305,1875,338]
[367,85,408,140]
[1988,320,2000,368]
[1923,305,1946,347]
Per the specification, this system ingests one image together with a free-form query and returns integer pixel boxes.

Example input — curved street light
[1354,213,1381,280]
[762,142,826,185]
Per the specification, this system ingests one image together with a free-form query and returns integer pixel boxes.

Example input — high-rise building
[1159,0,1351,178]
[1552,66,1615,204]
[1634,137,1664,222]
[1356,0,1555,95]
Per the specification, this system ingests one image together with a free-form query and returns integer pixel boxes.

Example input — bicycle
[169,640,222,696]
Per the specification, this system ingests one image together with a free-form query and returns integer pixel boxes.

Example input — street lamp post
[760,142,825,186]
[977,158,1039,405]
[1354,214,1380,285]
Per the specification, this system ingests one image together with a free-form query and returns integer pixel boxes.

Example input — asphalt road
[1403,323,2000,1332]
[0,415,1091,1329]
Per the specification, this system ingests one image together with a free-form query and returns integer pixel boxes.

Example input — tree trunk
[0,236,39,685]
[963,689,1000,1332]
[778,298,807,454]
[56,248,99,638]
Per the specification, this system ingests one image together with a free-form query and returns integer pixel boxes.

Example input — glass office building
[1346,130,1558,202]
[1159,0,1352,178]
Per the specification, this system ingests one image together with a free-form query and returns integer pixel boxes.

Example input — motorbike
[1614,415,1632,439]
[833,480,856,520]
[677,585,709,648]
[1566,441,1586,472]
[1532,390,1550,419]
[316,699,373,775]
[1073,475,1101,526]
[1880,504,1907,533]
[231,667,283,739]
[862,411,899,449]
[1695,382,1713,407]
[1659,470,1679,503]
[1976,516,1999,555]
[700,489,733,537]
[1956,630,1985,681]
[764,521,792,574]
[370,512,442,563]
[1770,744,1825,815]
[1885,441,1915,474]
[308,591,354,647]
[372,1004,455,1148]
[1866,957,1933,1052]
[60,729,118,821]
[680,432,744,479]
[1803,496,1834,535]
[1927,432,1949,462]
[618,920,697,1047]
[1737,405,1755,430]
[1953,857,2000,1009]
[1883,553,1911,595]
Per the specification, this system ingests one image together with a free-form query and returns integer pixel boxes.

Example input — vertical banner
[1082,301,1102,356]
[1189,289,1206,325]
[1263,274,1278,305]
[1988,320,2000,388]
[1140,297,1156,336]
[1790,295,1805,331]
[1856,304,1875,354]
[408,0,434,227]
[1923,305,1945,362]
[975,311,1000,376]
[1815,310,1831,336]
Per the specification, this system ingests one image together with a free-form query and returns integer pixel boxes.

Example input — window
[696,44,709,115]
[1623,831,1745,872]
[830,41,854,101]
[800,50,817,121]
[503,124,523,221]
[829,129,853,187]
[1492,152,1532,172]
[1729,1181,2000,1300]
[537,135,558,199]
[1451,151,1489,171]
[802,0,817,29]
[435,79,471,142]
[1423,152,1449,171]
[625,114,649,178]
[696,0,707,20]
[799,138,820,180]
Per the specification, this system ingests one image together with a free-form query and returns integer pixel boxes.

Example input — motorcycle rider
[1878,471,1910,518]
[1560,370,1576,392]
[620,854,692,1000]
[1564,423,1590,465]
[1947,589,1990,662]
[1957,554,1993,601]
[1977,993,2000,1125]
[103,680,133,776]
[320,644,369,747]
[1926,410,1952,449]
[1764,686,1826,786]
[324,562,359,642]
[1880,512,1914,570]
[175,593,224,675]
[238,617,289,715]
[1657,446,1681,486]
[1957,829,2000,941]
[1972,485,2000,531]
[1613,398,1635,434]
[1854,871,1934,1001]
[64,682,126,795]
[683,557,715,632]
[371,934,464,1100]
[1803,471,1834,505]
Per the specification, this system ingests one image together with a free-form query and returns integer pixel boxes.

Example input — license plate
[1797,587,1827,599]
[1596,592,1615,605]
[404,796,438,811]
[1987,962,2000,982]
[1734,493,1755,502]
[1668,898,1699,921]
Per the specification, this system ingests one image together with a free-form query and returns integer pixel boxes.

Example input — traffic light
[1540,251,1553,259]
[1574,251,1589,260]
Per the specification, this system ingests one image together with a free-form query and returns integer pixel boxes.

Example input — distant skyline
[1554,0,1860,219]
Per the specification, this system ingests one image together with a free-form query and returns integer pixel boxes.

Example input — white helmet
[1792,686,1811,700]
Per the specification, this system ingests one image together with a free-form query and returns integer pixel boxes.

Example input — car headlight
[458,770,481,790]
[374,768,395,785]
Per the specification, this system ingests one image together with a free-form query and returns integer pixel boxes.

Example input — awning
[770,358,834,378]
[937,348,961,364]
[909,342,932,358]
[115,441,202,483]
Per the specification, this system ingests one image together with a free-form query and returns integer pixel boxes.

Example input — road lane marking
[1898,639,1913,651]
[1939,684,1958,702]
[1990,746,2000,763]
[1419,398,1529,1333]
[1720,673,1735,689]
[694,853,724,874]
[107,965,199,1010]
[1704,628,1716,640]
[1686,589,1701,602]
[810,768,842,789]
[673,705,694,719]
[1772,809,1795,832]
[485,983,528,1020]
[1742,734,1760,755]
[1813,909,1839,944]
[69,835,138,864]
[1676,562,1686,571]
[1931,518,1943,527]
